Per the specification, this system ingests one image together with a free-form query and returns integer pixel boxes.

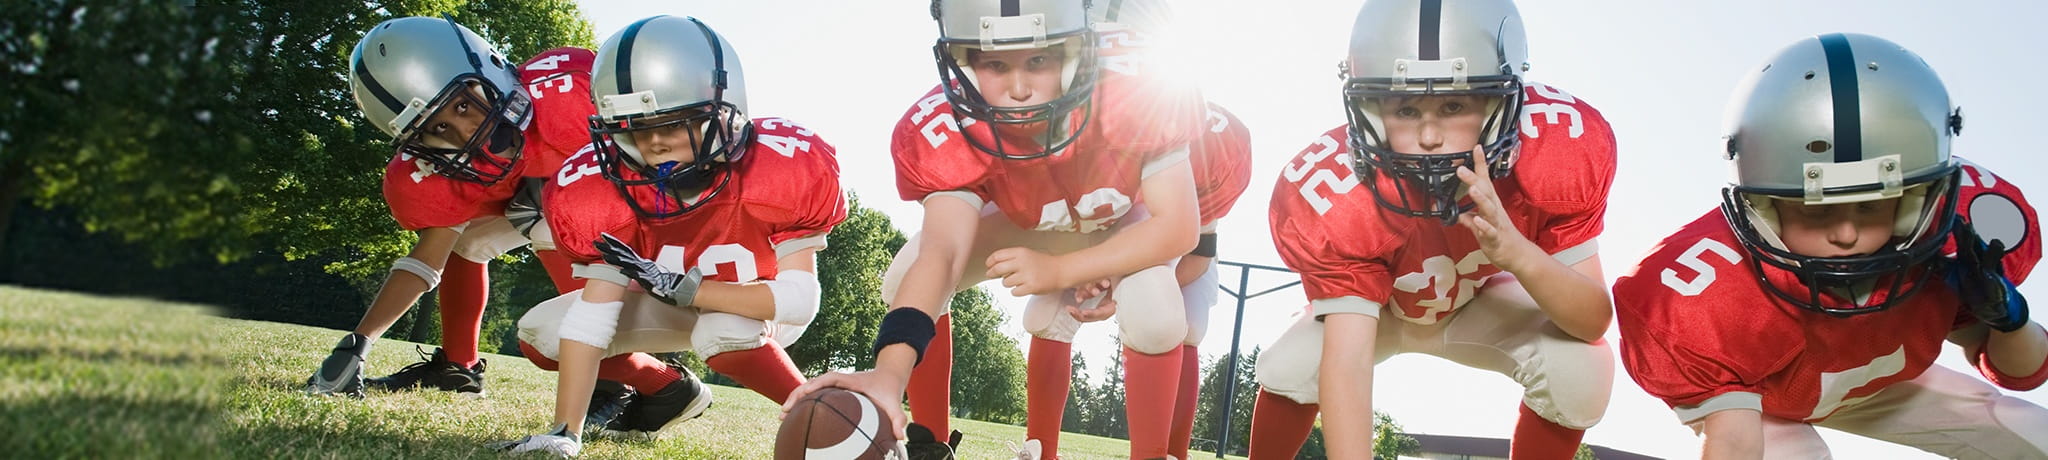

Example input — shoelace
[1004,440,1036,460]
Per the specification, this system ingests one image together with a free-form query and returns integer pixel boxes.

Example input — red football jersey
[1267,82,1617,324]
[380,47,597,231]
[890,38,1205,234]
[544,118,847,283]
[1615,160,2041,423]
[1192,103,1254,228]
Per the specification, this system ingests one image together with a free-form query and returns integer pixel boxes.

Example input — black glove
[594,232,703,306]
[1945,218,2030,332]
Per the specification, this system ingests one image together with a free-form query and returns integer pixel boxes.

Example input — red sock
[1248,389,1318,460]
[906,314,954,436]
[437,257,488,368]
[1511,403,1586,460]
[1025,337,1074,458]
[705,345,805,404]
[516,342,681,396]
[534,249,577,295]
[1168,345,1200,459]
[1123,346,1182,459]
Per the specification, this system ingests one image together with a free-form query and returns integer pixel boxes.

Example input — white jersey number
[1660,238,1743,296]
[1281,135,1360,215]
[654,244,762,283]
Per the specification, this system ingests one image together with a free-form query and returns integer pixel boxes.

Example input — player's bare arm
[688,245,822,322]
[1984,322,2048,379]
[1698,409,1764,460]
[548,275,629,436]
[1318,312,1378,459]
[352,226,462,337]
[1455,147,1612,341]
[784,192,980,440]
[989,159,1200,297]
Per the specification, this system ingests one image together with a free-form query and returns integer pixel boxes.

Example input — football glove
[1945,218,2030,332]
[594,232,703,307]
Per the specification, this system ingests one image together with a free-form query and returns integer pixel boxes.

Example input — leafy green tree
[784,198,901,375]
[1,0,593,282]
[946,288,1027,424]
[1372,410,1421,459]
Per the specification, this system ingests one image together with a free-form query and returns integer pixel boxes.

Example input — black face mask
[1342,76,1524,226]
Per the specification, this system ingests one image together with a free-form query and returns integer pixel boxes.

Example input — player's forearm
[1509,256,1612,341]
[1318,313,1376,460]
[1175,253,1213,287]
[692,281,776,321]
[873,339,919,390]
[1056,211,1197,288]
[1700,409,1764,460]
[1985,321,2048,378]
[552,340,605,436]
[353,271,433,338]
[352,229,460,337]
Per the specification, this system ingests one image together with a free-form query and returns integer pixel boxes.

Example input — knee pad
[692,311,773,358]
[1523,334,1616,430]
[1253,315,1329,405]
[1022,292,1087,343]
[1115,265,1188,354]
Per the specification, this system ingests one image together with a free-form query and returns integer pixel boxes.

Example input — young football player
[1009,2,1256,459]
[1613,33,2048,459]
[308,16,593,398]
[491,15,846,457]
[785,0,1209,459]
[1247,1,1618,459]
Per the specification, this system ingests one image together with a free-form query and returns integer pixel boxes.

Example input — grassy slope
[1,286,1243,459]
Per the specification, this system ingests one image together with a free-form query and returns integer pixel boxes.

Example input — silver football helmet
[349,15,531,184]
[932,0,1098,160]
[1341,0,1528,225]
[588,15,750,218]
[1087,0,1173,33]
[1719,33,1964,315]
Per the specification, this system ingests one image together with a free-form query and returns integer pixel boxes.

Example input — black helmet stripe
[687,17,728,92]
[353,51,404,113]
[1001,0,1021,16]
[1103,0,1125,21]
[616,16,661,94]
[1419,0,1442,60]
[1820,33,1863,163]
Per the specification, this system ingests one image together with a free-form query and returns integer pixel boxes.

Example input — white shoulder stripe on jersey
[921,190,986,211]
[1551,239,1600,267]
[1140,144,1193,180]
[773,233,830,259]
[1310,296,1383,320]
[1674,391,1764,425]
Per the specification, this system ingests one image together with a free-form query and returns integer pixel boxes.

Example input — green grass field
[0,285,1246,459]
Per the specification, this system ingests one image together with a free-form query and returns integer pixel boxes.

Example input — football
[776,388,902,460]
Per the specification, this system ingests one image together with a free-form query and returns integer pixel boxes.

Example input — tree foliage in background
[785,198,900,375]
[0,0,592,280]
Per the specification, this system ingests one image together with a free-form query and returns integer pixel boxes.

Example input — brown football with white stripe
[776,388,902,460]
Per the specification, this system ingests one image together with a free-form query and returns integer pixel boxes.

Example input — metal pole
[1214,265,1252,458]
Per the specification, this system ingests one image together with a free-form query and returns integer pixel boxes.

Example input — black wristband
[1189,232,1218,258]
[873,308,938,365]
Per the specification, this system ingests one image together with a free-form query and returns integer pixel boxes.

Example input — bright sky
[568,1,2048,458]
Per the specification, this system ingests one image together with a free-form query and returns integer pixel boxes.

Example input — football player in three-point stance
[786,0,1210,458]
[1008,2,1255,459]
[1248,1,1619,459]
[492,15,847,457]
[309,16,594,399]
[1612,33,2048,459]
